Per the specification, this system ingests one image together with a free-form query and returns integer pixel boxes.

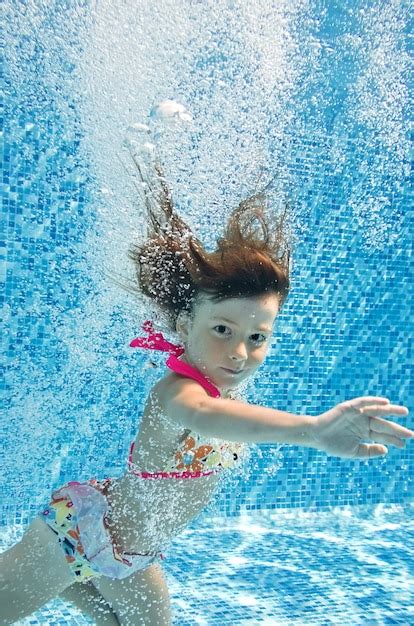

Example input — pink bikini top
[128,320,246,479]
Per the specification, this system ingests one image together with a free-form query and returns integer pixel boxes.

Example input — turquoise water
[2,1,413,624]
[3,505,413,625]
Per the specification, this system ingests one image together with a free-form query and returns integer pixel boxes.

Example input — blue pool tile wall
[2,0,413,528]
[2,108,413,525]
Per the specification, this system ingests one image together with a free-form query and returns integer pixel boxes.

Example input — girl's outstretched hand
[311,397,412,458]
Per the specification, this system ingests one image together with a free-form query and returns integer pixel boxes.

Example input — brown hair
[124,162,292,331]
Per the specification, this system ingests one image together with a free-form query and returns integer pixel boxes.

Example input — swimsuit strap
[165,354,221,398]
[130,320,221,398]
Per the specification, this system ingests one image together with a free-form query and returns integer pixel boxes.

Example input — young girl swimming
[0,156,412,626]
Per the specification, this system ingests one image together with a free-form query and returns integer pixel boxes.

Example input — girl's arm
[169,379,315,444]
[161,378,412,459]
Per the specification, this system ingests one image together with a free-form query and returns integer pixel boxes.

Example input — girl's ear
[176,311,191,343]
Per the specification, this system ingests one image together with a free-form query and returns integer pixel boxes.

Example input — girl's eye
[251,334,267,344]
[213,326,267,344]
[214,325,229,335]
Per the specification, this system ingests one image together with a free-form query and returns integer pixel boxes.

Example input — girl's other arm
[161,378,412,459]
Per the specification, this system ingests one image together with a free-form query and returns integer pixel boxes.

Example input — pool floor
[7,503,414,625]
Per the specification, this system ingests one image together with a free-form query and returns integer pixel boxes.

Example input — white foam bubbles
[150,100,193,124]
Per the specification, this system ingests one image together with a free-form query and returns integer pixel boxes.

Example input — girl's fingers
[363,404,409,418]
[369,432,406,448]
[356,443,388,458]
[344,397,391,409]
[346,399,412,434]
[366,413,413,438]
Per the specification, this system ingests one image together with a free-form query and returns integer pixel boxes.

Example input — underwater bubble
[127,122,152,134]
[150,99,193,123]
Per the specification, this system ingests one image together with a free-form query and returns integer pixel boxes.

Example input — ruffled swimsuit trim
[40,478,165,581]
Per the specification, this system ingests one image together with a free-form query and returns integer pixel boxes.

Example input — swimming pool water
[4,503,412,625]
[3,1,413,625]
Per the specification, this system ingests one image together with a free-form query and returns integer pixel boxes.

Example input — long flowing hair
[117,156,292,331]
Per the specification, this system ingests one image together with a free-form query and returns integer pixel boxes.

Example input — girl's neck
[177,353,233,399]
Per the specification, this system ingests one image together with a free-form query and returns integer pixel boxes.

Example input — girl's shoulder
[155,368,208,398]
[141,371,203,436]
[150,370,207,425]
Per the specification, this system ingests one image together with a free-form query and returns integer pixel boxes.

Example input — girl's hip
[39,478,165,581]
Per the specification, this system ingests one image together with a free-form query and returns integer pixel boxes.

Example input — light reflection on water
[2,504,412,625]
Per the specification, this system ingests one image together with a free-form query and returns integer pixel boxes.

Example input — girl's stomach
[104,471,220,554]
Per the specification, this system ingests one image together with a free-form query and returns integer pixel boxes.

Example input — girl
[0,160,412,626]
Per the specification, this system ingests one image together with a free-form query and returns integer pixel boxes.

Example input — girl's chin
[215,376,243,394]
[185,360,244,393]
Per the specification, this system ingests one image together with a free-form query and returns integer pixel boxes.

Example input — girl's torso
[105,370,245,554]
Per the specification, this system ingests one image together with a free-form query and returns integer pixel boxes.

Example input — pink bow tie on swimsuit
[129,320,220,398]
[129,320,185,355]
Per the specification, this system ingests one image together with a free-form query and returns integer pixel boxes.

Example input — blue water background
[1,1,413,624]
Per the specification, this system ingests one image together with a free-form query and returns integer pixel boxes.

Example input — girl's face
[176,292,280,396]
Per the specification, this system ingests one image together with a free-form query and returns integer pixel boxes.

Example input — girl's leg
[60,581,120,625]
[0,516,75,625]
[92,562,172,626]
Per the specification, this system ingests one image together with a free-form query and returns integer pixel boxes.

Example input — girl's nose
[229,341,248,361]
